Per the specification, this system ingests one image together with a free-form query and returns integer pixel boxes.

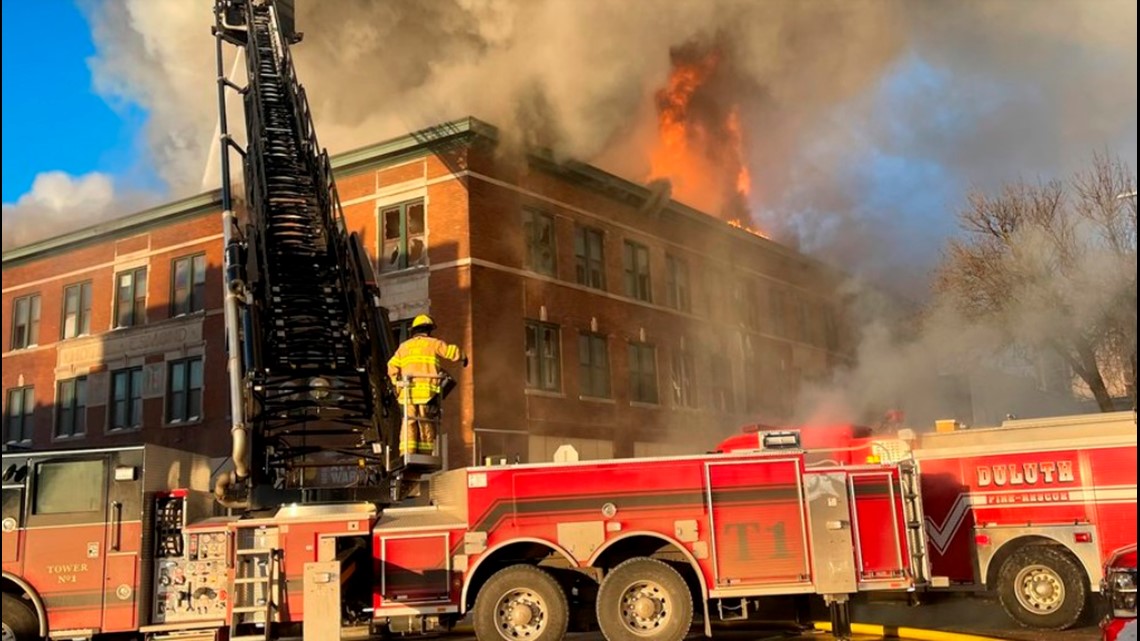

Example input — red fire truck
[1,432,929,641]
[727,410,1138,631]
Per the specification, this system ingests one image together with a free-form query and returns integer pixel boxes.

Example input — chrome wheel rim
[1015,564,1065,615]
[619,580,673,636]
[2,621,16,641]
[494,587,548,639]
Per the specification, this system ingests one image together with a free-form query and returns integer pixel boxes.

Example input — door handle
[111,501,123,551]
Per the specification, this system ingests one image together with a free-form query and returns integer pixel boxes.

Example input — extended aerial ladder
[211,0,428,509]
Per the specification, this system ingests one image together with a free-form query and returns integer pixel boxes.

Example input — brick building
[2,118,853,467]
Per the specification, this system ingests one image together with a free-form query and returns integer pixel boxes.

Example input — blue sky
[1,0,149,202]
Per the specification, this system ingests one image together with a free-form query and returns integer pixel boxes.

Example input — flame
[647,45,759,235]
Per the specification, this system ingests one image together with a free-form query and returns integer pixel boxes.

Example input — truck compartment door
[849,471,911,587]
[378,533,452,605]
[705,459,811,589]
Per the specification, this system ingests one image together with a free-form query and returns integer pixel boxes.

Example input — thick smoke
[4,0,1132,266]
[2,0,1135,432]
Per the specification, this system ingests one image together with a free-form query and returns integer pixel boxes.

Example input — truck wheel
[2,592,40,641]
[596,558,693,641]
[473,565,568,641]
[997,545,1088,630]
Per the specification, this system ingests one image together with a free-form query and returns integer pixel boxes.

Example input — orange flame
[648,46,760,236]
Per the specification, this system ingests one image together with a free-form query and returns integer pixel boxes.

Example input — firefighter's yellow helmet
[411,314,435,331]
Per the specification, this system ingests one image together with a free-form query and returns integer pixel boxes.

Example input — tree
[936,153,1137,412]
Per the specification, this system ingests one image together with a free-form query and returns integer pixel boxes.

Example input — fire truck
[0,2,931,641]
[733,410,1137,631]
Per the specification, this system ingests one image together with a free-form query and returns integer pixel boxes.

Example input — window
[33,459,104,515]
[5,387,34,444]
[628,343,658,404]
[623,241,652,302]
[522,208,556,276]
[578,333,610,398]
[172,254,207,316]
[574,226,605,289]
[115,268,147,328]
[769,288,787,336]
[704,266,725,321]
[670,346,696,408]
[665,255,691,312]
[793,297,809,342]
[742,338,761,413]
[381,199,426,272]
[11,294,41,349]
[110,367,144,430]
[739,281,760,329]
[824,306,840,350]
[525,321,561,391]
[62,282,93,339]
[708,340,735,413]
[55,378,86,438]
[167,358,204,423]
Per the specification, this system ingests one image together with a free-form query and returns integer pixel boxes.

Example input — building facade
[2,118,854,467]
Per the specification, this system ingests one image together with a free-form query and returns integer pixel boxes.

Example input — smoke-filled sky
[2,0,1136,298]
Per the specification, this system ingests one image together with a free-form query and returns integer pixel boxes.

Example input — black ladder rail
[213,0,402,508]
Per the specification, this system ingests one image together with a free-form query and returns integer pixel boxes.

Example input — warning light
[1074,532,1093,543]
[975,534,991,546]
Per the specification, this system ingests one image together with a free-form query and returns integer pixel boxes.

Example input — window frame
[5,386,35,444]
[61,281,93,339]
[623,240,652,302]
[574,225,606,290]
[522,208,557,276]
[379,198,427,273]
[109,366,144,431]
[524,320,562,392]
[670,345,697,408]
[54,377,87,439]
[665,254,692,312]
[171,254,207,316]
[577,332,611,399]
[114,267,148,328]
[166,357,204,424]
[10,293,41,350]
[628,342,659,404]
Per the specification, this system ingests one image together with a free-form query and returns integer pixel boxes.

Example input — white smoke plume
[1,171,157,250]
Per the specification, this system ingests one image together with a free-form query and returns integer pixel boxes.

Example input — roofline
[3,115,838,278]
[2,190,222,266]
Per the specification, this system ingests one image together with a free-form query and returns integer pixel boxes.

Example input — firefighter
[387,314,468,456]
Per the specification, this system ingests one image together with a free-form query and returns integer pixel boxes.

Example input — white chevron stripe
[924,485,1136,555]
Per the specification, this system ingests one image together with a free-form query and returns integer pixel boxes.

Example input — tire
[596,558,694,641]
[473,565,569,641]
[2,592,40,641]
[997,545,1088,630]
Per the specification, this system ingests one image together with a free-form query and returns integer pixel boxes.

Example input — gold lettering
[1058,461,1075,483]
[977,466,992,487]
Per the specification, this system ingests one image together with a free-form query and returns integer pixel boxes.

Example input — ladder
[898,459,931,584]
[230,527,281,641]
